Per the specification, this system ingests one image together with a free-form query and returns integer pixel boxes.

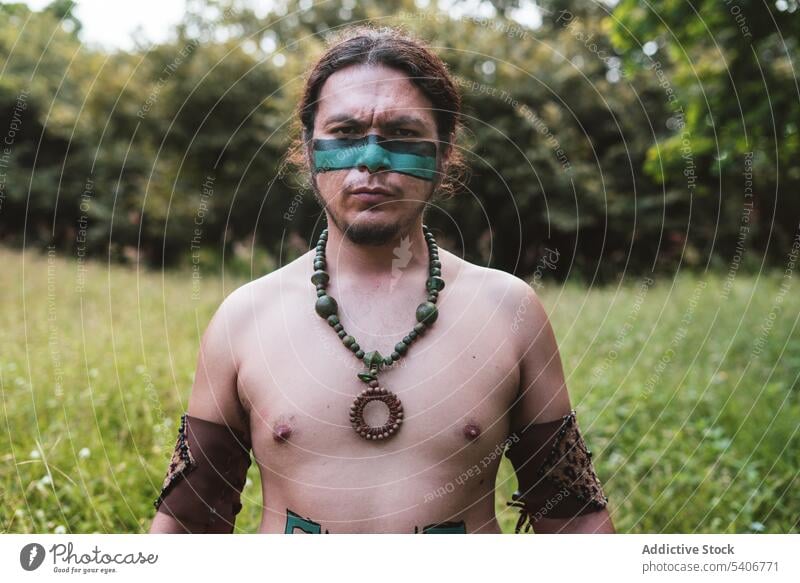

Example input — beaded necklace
[311,224,445,441]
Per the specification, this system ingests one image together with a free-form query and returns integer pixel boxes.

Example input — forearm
[532,508,616,534]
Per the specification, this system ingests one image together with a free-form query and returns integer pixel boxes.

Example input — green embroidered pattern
[284,509,324,534]
[283,509,466,534]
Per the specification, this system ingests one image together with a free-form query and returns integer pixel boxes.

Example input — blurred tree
[611,0,800,264]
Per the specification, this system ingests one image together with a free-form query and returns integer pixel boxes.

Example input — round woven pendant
[349,386,404,440]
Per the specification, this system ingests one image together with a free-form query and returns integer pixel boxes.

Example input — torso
[231,248,522,533]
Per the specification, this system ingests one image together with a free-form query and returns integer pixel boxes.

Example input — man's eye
[394,129,416,137]
[333,127,357,135]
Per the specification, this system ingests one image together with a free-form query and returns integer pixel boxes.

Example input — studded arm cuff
[153,413,252,533]
[504,409,609,533]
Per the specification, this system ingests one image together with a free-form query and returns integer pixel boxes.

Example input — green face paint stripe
[313,134,437,157]
[313,147,437,180]
[311,134,438,181]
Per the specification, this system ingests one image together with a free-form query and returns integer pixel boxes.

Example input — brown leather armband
[505,409,608,532]
[153,413,252,533]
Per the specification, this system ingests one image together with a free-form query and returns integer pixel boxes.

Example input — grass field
[1,245,798,534]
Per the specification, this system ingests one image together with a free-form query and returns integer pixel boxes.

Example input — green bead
[350,342,360,352]
[364,350,384,368]
[414,323,425,333]
[334,323,343,332]
[416,301,438,324]
[432,260,441,268]
[342,335,355,347]
[430,267,441,276]
[426,276,445,291]
[327,315,339,326]
[358,372,376,383]
[314,260,326,270]
[338,330,346,338]
[391,351,400,360]
[311,270,330,286]
[395,341,408,354]
[383,356,393,365]
[409,330,418,340]
[315,295,338,318]
[355,350,365,359]
[403,335,412,344]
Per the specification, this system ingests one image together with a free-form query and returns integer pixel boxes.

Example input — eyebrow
[321,113,429,130]
[382,115,428,130]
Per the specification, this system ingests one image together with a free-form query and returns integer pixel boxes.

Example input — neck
[321,219,429,280]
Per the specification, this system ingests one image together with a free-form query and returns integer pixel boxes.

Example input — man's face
[308,63,444,246]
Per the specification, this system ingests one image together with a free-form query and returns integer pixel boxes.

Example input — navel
[273,423,293,443]
[463,422,481,440]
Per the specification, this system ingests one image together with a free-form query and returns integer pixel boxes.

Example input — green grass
[1,246,798,533]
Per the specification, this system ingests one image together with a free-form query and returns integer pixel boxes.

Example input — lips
[349,187,393,197]
[349,187,394,204]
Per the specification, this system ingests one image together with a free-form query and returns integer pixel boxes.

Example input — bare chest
[236,290,520,483]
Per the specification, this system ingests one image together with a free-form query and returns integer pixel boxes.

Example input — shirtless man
[149,26,614,534]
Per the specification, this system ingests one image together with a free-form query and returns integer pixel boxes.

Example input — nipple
[463,423,481,440]
[273,423,293,443]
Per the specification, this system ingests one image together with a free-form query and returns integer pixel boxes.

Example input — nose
[355,136,391,173]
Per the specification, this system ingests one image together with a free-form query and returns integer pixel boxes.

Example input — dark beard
[310,176,427,246]
[342,220,401,246]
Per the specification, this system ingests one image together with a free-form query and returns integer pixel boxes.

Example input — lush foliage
[0,0,796,281]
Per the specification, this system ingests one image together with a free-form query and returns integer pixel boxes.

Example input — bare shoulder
[441,249,550,358]
[191,252,313,424]
[442,249,544,319]
[219,250,313,322]
[191,253,313,378]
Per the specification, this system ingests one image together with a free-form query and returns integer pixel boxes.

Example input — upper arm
[186,289,250,436]
[501,276,614,533]
[506,278,572,432]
